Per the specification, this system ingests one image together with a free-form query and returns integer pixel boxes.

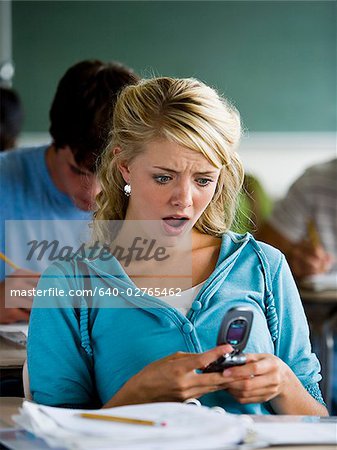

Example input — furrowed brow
[152,166,217,176]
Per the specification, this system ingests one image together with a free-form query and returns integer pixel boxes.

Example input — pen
[307,220,321,248]
[78,412,167,427]
[0,251,20,270]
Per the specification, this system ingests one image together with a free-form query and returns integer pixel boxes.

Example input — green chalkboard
[12,1,336,132]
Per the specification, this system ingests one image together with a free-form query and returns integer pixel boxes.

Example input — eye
[69,164,89,176]
[196,178,213,187]
[154,175,172,184]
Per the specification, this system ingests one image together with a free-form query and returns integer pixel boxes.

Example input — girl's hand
[220,353,291,405]
[104,344,234,407]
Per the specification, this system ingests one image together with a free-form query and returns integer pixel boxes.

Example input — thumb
[185,344,233,371]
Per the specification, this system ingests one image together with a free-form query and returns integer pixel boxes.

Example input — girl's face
[118,138,220,237]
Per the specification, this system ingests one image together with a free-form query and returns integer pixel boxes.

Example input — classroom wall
[12,1,336,133]
[12,1,336,197]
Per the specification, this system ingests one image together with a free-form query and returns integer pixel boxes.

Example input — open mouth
[162,217,189,228]
[161,216,190,236]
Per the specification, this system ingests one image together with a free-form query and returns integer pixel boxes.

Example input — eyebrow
[69,163,91,176]
[152,166,218,175]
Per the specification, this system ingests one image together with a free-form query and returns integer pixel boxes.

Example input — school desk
[300,288,337,412]
[0,398,336,450]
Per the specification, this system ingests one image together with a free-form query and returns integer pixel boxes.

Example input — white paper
[0,323,28,346]
[13,401,248,450]
[300,272,337,292]
[254,421,337,445]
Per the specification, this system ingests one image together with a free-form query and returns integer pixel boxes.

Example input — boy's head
[49,60,139,172]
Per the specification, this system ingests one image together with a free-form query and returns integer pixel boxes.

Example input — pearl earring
[123,184,131,197]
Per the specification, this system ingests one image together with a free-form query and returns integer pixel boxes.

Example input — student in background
[28,77,327,415]
[0,86,24,151]
[256,159,336,279]
[0,60,138,324]
[256,158,337,414]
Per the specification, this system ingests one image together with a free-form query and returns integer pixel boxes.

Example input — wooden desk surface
[0,397,22,428]
[0,398,336,450]
[0,337,26,369]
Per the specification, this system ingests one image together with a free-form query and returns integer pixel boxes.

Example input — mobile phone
[203,307,253,373]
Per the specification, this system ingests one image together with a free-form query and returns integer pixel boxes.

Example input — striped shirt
[269,159,337,270]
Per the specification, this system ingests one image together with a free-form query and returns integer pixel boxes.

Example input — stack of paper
[300,272,337,292]
[253,416,337,445]
[0,323,28,346]
[13,401,248,450]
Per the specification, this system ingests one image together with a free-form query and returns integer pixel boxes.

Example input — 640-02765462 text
[10,286,183,298]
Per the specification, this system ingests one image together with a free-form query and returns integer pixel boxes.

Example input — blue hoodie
[27,232,324,414]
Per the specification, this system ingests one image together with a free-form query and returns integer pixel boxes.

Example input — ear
[57,145,73,154]
[114,146,130,183]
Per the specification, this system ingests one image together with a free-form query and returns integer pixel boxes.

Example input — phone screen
[226,319,247,345]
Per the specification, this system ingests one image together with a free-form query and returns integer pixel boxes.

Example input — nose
[171,180,193,208]
[91,178,101,197]
[82,174,100,193]
[81,175,101,203]
[88,180,101,206]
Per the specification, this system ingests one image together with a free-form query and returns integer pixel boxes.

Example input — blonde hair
[94,77,244,240]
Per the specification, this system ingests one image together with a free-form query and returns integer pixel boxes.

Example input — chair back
[22,359,32,400]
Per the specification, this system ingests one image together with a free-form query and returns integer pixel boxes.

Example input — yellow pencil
[0,252,20,270]
[78,412,167,427]
[307,220,321,248]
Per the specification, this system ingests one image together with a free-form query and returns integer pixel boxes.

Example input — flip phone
[203,306,253,373]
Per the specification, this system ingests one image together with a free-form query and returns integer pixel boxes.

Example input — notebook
[8,401,337,449]
[13,401,248,450]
